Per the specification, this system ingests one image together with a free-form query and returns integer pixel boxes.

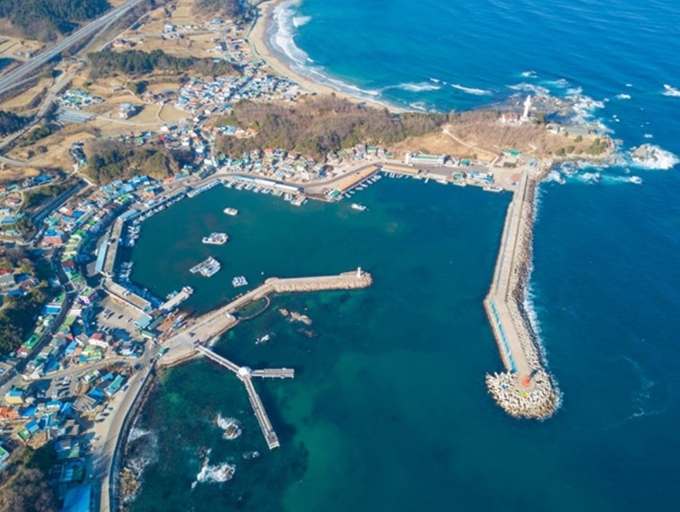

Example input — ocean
[127,0,680,510]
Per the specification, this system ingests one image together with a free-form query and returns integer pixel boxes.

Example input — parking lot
[94,296,144,341]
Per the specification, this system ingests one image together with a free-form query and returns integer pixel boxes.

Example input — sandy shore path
[247,0,405,112]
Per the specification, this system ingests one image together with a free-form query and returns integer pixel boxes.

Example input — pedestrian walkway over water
[196,345,293,449]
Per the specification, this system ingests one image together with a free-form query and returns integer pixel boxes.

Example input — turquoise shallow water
[128,0,680,509]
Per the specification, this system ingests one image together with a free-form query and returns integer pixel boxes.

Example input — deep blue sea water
[128,1,680,510]
[271,0,680,507]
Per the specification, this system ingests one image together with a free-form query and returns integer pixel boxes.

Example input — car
[122,384,130,392]
[118,314,124,320]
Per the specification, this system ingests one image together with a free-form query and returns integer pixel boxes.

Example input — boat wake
[615,93,632,100]
[451,83,491,95]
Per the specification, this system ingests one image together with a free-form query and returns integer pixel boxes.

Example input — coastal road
[0,0,147,96]
[89,348,156,512]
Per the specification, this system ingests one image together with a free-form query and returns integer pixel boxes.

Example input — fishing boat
[202,233,228,245]
[223,208,238,216]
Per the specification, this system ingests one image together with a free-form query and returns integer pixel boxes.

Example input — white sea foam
[429,78,440,83]
[546,78,569,88]
[392,82,441,92]
[520,70,537,78]
[271,1,310,70]
[121,427,159,505]
[662,84,680,97]
[127,425,151,443]
[644,133,654,139]
[628,144,679,170]
[215,414,242,440]
[408,101,427,111]
[507,83,550,96]
[616,93,632,100]
[544,170,565,184]
[195,460,236,485]
[292,15,311,27]
[451,83,491,95]
[269,1,391,107]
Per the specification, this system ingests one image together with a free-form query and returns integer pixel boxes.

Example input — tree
[133,80,148,95]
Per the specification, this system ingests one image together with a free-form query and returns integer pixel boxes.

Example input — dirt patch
[0,165,40,185]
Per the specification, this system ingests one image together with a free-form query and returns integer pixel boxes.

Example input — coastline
[247,0,405,112]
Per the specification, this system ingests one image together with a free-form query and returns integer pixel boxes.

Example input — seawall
[483,170,559,419]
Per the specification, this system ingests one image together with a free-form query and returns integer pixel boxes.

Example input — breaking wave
[451,83,491,95]
[195,460,236,485]
[269,0,390,106]
[628,144,679,170]
[215,414,242,440]
[507,83,550,96]
[292,15,311,27]
[520,70,537,78]
[662,84,680,97]
[391,82,441,92]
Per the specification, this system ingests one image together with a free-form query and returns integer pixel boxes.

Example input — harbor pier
[196,345,293,449]
[156,269,373,446]
[483,170,558,419]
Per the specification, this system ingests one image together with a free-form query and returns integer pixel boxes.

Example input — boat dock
[196,345,293,449]
[159,287,193,312]
[158,268,373,444]
[483,170,558,419]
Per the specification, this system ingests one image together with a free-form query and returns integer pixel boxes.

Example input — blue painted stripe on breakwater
[490,301,517,372]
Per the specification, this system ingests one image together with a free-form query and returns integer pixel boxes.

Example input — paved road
[88,348,156,512]
[0,0,147,96]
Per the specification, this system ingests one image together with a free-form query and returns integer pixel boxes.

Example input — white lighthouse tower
[356,267,363,278]
[521,95,532,122]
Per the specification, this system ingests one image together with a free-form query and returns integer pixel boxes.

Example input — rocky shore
[112,374,159,511]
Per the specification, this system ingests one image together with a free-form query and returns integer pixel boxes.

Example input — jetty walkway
[196,345,293,449]
[483,170,558,419]
[157,269,373,447]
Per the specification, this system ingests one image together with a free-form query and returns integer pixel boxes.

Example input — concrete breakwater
[160,269,373,366]
[484,170,559,419]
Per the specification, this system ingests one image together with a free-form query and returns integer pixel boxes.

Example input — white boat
[232,276,248,287]
[223,208,238,216]
[351,203,367,211]
[202,233,229,245]
[483,185,504,193]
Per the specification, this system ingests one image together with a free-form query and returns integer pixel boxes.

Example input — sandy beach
[247,0,404,112]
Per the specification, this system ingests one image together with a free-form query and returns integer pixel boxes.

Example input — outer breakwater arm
[483,170,559,419]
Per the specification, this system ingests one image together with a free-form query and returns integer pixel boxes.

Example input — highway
[0,0,147,96]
